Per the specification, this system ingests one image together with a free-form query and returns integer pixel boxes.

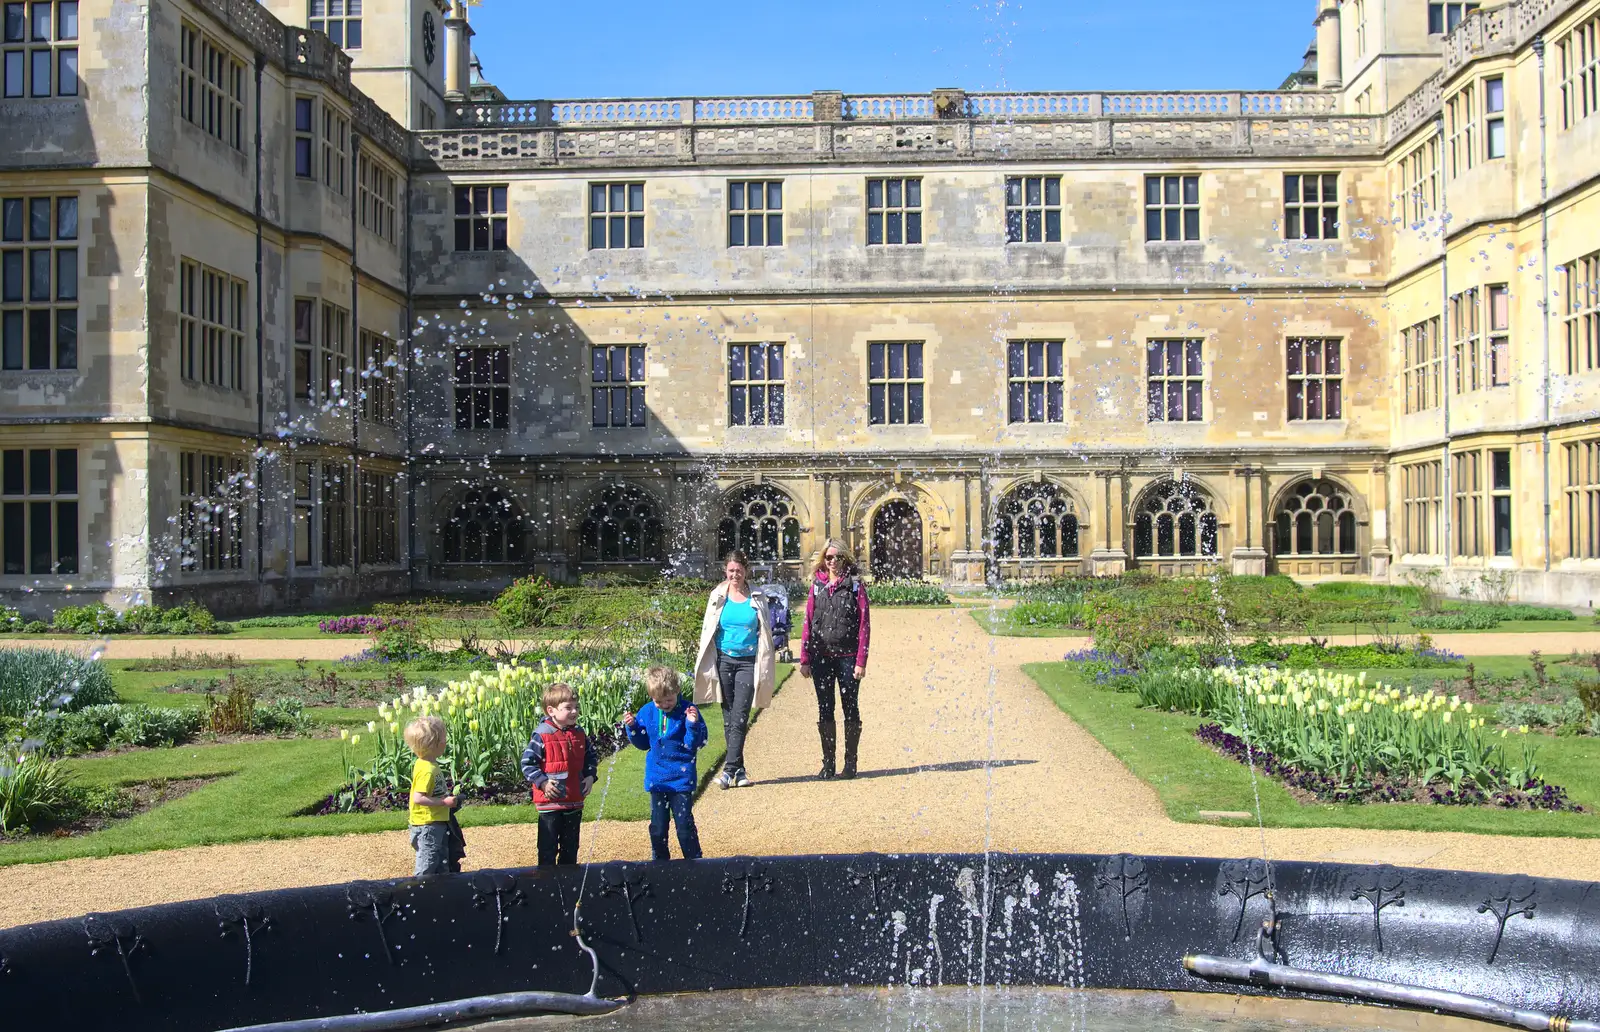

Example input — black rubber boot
[817,720,837,779]
[840,721,862,779]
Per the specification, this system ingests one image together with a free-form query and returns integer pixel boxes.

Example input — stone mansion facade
[2,0,1600,614]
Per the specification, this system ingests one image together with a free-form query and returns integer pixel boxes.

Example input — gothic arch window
[580,485,664,563]
[717,485,801,562]
[994,483,1081,559]
[1275,480,1359,557]
[442,486,526,563]
[1133,479,1219,559]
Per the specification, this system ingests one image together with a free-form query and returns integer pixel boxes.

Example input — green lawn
[1025,660,1600,838]
[975,608,1600,639]
[0,666,787,866]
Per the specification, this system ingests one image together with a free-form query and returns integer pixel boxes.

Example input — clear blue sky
[468,1,1317,100]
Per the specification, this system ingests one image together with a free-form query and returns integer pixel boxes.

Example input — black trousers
[812,656,861,724]
[537,808,583,866]
[717,651,757,773]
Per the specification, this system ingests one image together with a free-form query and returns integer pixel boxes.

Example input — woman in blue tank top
[691,550,775,789]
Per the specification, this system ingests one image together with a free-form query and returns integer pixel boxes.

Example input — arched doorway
[993,482,1083,580]
[1132,479,1219,575]
[870,500,923,580]
[1273,479,1363,576]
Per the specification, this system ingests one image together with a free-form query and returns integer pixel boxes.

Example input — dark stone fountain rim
[1,852,1594,1031]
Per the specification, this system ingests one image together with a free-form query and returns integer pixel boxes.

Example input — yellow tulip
[351,734,361,745]
[367,721,377,733]
[340,728,350,740]
[1519,725,1530,734]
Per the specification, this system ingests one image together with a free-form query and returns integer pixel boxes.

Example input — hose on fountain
[215,989,623,1032]
[1185,919,1600,1032]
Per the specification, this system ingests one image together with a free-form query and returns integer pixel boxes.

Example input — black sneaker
[734,769,753,788]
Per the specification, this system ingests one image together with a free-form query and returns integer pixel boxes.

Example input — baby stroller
[755,583,793,663]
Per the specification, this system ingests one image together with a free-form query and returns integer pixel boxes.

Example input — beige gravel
[3,610,1600,930]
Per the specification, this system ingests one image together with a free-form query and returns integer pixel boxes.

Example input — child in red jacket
[520,682,598,866]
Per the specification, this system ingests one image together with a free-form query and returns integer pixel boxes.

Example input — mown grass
[0,666,787,866]
[1025,660,1600,838]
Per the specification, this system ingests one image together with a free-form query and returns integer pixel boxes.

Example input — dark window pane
[1,198,19,240]
[55,449,75,493]
[1183,209,1200,240]
[868,343,884,380]
[2,310,19,368]
[1327,379,1342,418]
[886,179,902,207]
[769,384,784,425]
[1286,209,1301,240]
[627,183,643,211]
[729,182,745,210]
[869,383,885,424]
[1186,381,1202,420]
[56,197,76,239]
[866,212,882,245]
[1164,209,1179,240]
[728,385,746,425]
[491,219,507,250]
[1,451,18,493]
[887,211,902,245]
[30,48,49,97]
[888,383,904,423]
[589,184,606,213]
[589,216,605,250]
[628,346,644,382]
[1005,210,1022,243]
[3,50,20,98]
[1027,341,1043,378]
[1326,340,1342,374]
[747,215,763,246]
[1492,450,1512,490]
[1145,177,1161,205]
[768,214,782,246]
[3,4,21,42]
[56,247,75,299]
[1027,381,1044,422]
[1164,177,1179,205]
[1045,210,1061,242]
[27,308,48,367]
[769,344,784,380]
[326,19,342,46]
[867,179,883,208]
[28,500,49,573]
[472,218,489,250]
[455,219,472,251]
[608,217,624,249]
[907,383,924,423]
[609,386,626,426]
[1287,339,1303,375]
[2,250,20,301]
[767,182,782,209]
[2,502,20,573]
[1285,175,1300,202]
[907,343,923,378]
[28,197,48,240]
[887,342,904,379]
[1047,382,1064,422]
[728,345,745,381]
[28,247,48,300]
[54,499,76,573]
[628,215,644,247]
[1008,381,1025,423]
[629,386,645,426]
[1048,341,1063,377]
[1025,210,1041,242]
[1288,381,1305,420]
[590,387,606,427]
[1007,341,1024,378]
[56,46,74,94]
[728,215,744,246]
[27,449,47,492]
[55,308,75,368]
[748,384,765,425]
[906,212,921,244]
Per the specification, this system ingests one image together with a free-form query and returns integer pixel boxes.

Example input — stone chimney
[445,1,475,101]
[1315,0,1342,90]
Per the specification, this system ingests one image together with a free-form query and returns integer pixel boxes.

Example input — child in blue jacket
[622,666,708,861]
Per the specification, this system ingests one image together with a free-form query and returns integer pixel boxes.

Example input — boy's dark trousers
[648,790,701,861]
[537,808,583,866]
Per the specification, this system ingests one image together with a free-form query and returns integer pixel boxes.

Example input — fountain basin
[0,853,1593,1030]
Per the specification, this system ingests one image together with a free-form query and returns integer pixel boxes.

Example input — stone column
[1316,0,1342,91]
[1089,470,1128,576]
[1369,462,1392,578]
[1229,466,1269,576]
[444,3,474,102]
[948,472,987,587]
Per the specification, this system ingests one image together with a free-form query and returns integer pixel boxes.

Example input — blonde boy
[621,666,707,861]
[520,682,598,866]
[405,715,458,877]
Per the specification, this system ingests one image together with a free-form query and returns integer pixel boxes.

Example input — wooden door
[871,500,923,580]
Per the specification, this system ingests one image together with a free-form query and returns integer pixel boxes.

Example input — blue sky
[467,1,1317,100]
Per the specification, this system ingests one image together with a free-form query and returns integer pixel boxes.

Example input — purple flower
[319,616,411,635]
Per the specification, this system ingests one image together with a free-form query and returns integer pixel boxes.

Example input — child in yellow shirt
[405,716,460,877]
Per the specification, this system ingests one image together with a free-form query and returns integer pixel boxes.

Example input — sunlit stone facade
[2,0,1599,614]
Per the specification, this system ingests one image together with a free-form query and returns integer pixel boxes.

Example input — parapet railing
[449,89,1343,130]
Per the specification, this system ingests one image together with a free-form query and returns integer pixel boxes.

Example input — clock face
[422,11,437,66]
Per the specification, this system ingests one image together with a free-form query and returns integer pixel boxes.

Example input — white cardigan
[692,583,778,708]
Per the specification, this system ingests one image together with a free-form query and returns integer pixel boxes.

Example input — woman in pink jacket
[799,538,871,780]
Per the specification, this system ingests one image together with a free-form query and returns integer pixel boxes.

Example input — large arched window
[717,485,801,562]
[442,486,527,563]
[1275,480,1358,557]
[1133,480,1219,559]
[994,483,1080,559]
[580,485,664,563]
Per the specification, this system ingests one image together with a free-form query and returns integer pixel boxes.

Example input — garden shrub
[369,624,432,662]
[47,703,204,754]
[1479,603,1575,622]
[0,648,116,718]
[119,604,167,634]
[866,581,950,606]
[0,751,75,835]
[22,621,47,633]
[235,614,340,629]
[0,606,22,632]
[1496,698,1586,731]
[251,698,311,736]
[494,575,557,628]
[318,616,410,635]
[1408,608,1504,630]
[51,602,120,635]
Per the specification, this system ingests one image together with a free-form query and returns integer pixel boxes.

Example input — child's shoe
[716,768,735,790]
[733,769,753,788]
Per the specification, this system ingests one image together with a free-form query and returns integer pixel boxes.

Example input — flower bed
[333,661,651,801]
[317,616,411,635]
[1160,665,1577,807]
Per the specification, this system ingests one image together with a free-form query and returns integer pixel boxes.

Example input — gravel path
[4,610,1600,930]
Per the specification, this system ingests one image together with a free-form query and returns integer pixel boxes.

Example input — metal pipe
[1185,954,1600,1032]
[216,991,624,1032]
